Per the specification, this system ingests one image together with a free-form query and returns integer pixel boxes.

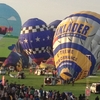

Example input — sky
[0,0,100,25]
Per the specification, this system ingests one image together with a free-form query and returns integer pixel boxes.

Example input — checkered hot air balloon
[53,11,100,81]
[48,20,62,56]
[19,18,52,65]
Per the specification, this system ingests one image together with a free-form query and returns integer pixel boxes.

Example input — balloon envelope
[0,3,21,58]
[48,20,62,56]
[46,57,55,66]
[13,41,29,68]
[53,11,100,81]
[19,18,52,65]
[3,51,20,67]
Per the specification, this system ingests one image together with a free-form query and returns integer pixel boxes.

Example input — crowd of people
[0,79,77,100]
[0,79,99,100]
[0,67,99,100]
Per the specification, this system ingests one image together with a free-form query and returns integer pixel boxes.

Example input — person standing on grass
[79,94,82,100]
[43,91,46,100]
[95,96,99,100]
[29,68,33,74]
[81,93,85,100]
[72,78,75,86]
[8,69,11,75]
[39,88,43,99]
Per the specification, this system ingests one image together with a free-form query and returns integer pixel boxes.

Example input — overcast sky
[0,0,100,24]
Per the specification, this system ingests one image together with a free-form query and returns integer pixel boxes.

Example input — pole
[85,55,91,100]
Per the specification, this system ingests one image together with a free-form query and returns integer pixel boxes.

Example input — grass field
[0,36,18,57]
[0,69,100,100]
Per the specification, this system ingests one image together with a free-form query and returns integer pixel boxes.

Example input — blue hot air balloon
[48,20,62,56]
[13,41,23,53]
[0,3,21,58]
[3,40,29,71]
[13,41,29,68]
[19,18,52,65]
[3,51,22,71]
[53,11,100,81]
[19,53,29,68]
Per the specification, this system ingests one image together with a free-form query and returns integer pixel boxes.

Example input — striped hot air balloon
[19,18,52,65]
[53,11,100,81]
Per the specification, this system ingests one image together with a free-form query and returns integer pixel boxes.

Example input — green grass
[0,69,100,99]
[0,37,18,57]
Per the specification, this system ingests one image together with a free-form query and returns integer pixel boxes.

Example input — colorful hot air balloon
[0,3,21,58]
[48,20,62,32]
[3,51,22,71]
[46,57,55,66]
[14,41,23,53]
[12,40,29,68]
[48,20,62,56]
[0,26,8,35]
[19,18,52,65]
[53,11,100,81]
[3,41,29,69]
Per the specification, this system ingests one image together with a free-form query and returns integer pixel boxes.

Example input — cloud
[7,16,16,21]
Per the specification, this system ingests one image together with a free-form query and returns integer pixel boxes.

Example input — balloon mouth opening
[33,58,45,65]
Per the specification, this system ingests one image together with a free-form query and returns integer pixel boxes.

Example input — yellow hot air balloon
[53,11,100,81]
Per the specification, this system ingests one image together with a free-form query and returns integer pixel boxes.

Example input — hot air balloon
[19,18,52,65]
[20,53,29,68]
[48,20,62,56]
[6,40,29,68]
[2,51,22,71]
[46,57,55,66]
[53,11,100,81]
[0,3,21,58]
[13,41,29,68]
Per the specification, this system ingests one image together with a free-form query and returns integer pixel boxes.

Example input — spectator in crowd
[79,94,82,100]
[1,79,98,100]
[95,96,99,100]
[39,88,43,99]
[81,93,86,100]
